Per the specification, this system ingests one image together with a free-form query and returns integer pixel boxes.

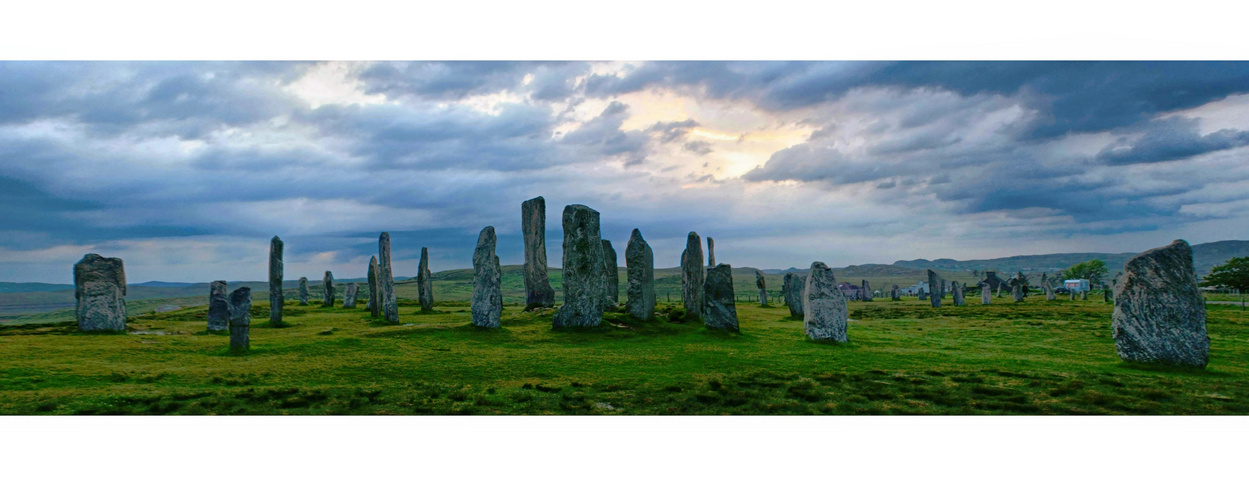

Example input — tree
[1201,257,1249,310]
[1061,259,1109,288]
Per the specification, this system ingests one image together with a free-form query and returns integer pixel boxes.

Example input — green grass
[1,294,1245,415]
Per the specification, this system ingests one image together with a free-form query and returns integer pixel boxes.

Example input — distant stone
[951,281,965,306]
[269,236,283,326]
[681,232,705,320]
[1113,240,1208,367]
[74,253,127,332]
[153,305,181,313]
[756,270,768,306]
[553,205,607,328]
[418,247,433,311]
[981,281,991,305]
[521,196,556,310]
[379,232,398,323]
[861,279,873,302]
[367,256,380,318]
[207,280,229,332]
[927,270,942,307]
[890,284,900,301]
[601,239,619,308]
[783,272,805,317]
[707,237,716,267]
[803,262,848,343]
[625,229,655,321]
[228,287,251,353]
[703,264,739,331]
[1069,287,1077,300]
[471,226,502,328]
[343,282,358,308]
[322,271,335,307]
[1012,274,1024,303]
[298,277,309,305]
[918,288,928,301]
[1044,279,1056,301]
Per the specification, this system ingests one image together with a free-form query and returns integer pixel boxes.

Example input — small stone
[803,262,848,343]
[1112,239,1208,367]
[74,253,127,332]
[702,264,739,332]
[207,280,229,332]
[625,228,655,321]
[471,226,502,328]
[228,287,251,353]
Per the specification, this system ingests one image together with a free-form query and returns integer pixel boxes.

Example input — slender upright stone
[996,284,1002,298]
[367,256,380,317]
[343,282,358,308]
[981,281,991,305]
[1013,273,1024,302]
[783,272,805,317]
[322,271,335,307]
[1070,287,1077,300]
[681,232,705,320]
[1044,278,1056,301]
[625,229,655,320]
[228,287,251,353]
[601,239,619,308]
[521,196,556,310]
[861,279,873,302]
[890,284,900,300]
[74,254,127,332]
[703,264,739,331]
[298,277,309,305]
[268,236,283,326]
[1113,240,1208,367]
[553,205,606,328]
[707,237,716,267]
[803,262,848,343]
[927,270,942,307]
[418,247,433,311]
[207,280,229,332]
[379,232,398,323]
[756,270,768,306]
[471,226,503,328]
[951,281,965,306]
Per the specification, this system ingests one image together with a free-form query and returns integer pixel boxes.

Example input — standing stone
[803,262,848,343]
[861,279,873,302]
[343,282,358,308]
[471,226,503,328]
[601,239,619,308]
[952,281,965,306]
[625,228,655,320]
[1013,274,1024,302]
[418,247,434,311]
[521,196,556,310]
[1045,281,1056,301]
[379,232,398,323]
[996,284,1002,298]
[707,237,716,267]
[367,256,380,318]
[553,205,607,328]
[981,281,991,305]
[228,287,251,353]
[298,278,309,305]
[73,254,127,332]
[680,232,706,320]
[1069,287,1077,300]
[918,288,928,301]
[756,270,768,306]
[207,280,229,332]
[268,236,283,326]
[890,284,900,301]
[322,271,335,307]
[1112,240,1208,367]
[927,270,942,307]
[783,272,806,317]
[703,264,739,332]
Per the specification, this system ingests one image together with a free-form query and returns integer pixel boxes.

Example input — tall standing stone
[367,256,380,317]
[703,264,739,332]
[418,247,434,311]
[553,205,606,328]
[861,279,873,302]
[890,284,900,301]
[1112,240,1208,367]
[228,287,251,353]
[471,226,503,328]
[803,262,848,343]
[601,239,619,308]
[756,270,768,306]
[521,196,556,310]
[207,280,229,332]
[951,281,965,306]
[268,236,283,326]
[298,278,309,305]
[981,281,991,305]
[343,282,358,308]
[927,270,942,308]
[1012,273,1024,303]
[783,272,805,317]
[73,254,127,332]
[322,271,335,307]
[707,237,716,267]
[625,228,655,320]
[379,232,398,323]
[1044,280,1056,301]
[680,232,705,320]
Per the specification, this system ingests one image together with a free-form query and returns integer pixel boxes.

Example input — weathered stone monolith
[1069,287,1077,300]
[74,254,127,332]
[1012,274,1024,302]
[298,277,309,305]
[952,281,965,306]
[228,287,251,353]
[379,232,398,323]
[418,247,433,311]
[367,256,380,317]
[208,280,229,332]
[981,281,991,305]
[756,270,768,306]
[703,264,739,331]
[1081,290,1088,300]
[681,232,705,320]
[861,279,873,302]
[927,270,942,307]
[601,239,619,308]
[783,272,805,317]
[521,196,556,310]
[890,283,900,301]
[707,237,716,267]
[268,236,283,326]
[343,282,358,308]
[471,226,502,328]
[553,205,606,328]
[1112,240,1208,367]
[322,271,335,307]
[1044,280,1056,301]
[918,288,928,301]
[625,228,655,320]
[803,262,848,343]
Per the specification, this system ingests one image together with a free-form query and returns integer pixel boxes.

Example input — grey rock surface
[322,271,335,307]
[379,232,398,323]
[681,232,705,320]
[343,282,358,308]
[553,205,606,328]
[418,247,433,311]
[74,253,127,332]
[803,262,848,343]
[981,281,991,305]
[952,281,965,306]
[269,236,283,326]
[890,284,900,301]
[756,270,768,306]
[471,226,503,328]
[1112,240,1208,367]
[228,287,251,353]
[207,280,229,332]
[522,196,556,310]
[1012,273,1024,302]
[625,229,655,320]
[927,270,942,308]
[703,264,739,331]
[783,273,805,317]
[601,239,619,308]
[707,237,716,267]
[368,256,380,317]
[298,277,309,305]
[861,279,873,302]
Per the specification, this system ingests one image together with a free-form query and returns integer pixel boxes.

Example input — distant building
[900,281,929,296]
[838,282,864,299]
[1063,279,1090,292]
[981,271,1012,290]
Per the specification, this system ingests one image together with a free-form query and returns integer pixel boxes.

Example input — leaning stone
[601,239,619,308]
[229,287,251,353]
[1112,240,1208,367]
[368,256,380,317]
[783,272,805,317]
[521,196,556,310]
[681,232,705,320]
[756,270,768,306]
[703,264,739,331]
[707,237,716,267]
[269,236,283,326]
[952,281,965,306]
[471,226,503,328]
[343,282,358,308]
[927,270,942,307]
[207,280,229,332]
[379,232,398,323]
[74,253,127,332]
[418,247,434,311]
[803,262,848,343]
[553,205,606,328]
[625,229,655,320]
[298,277,309,305]
[322,271,335,307]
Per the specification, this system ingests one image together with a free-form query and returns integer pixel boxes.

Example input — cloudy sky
[3,61,1249,283]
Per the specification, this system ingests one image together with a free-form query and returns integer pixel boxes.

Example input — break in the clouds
[2,61,1249,283]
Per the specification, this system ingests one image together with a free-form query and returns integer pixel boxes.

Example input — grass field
[1,293,1245,415]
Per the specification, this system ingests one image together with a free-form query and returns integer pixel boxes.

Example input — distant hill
[891,240,1249,277]
[0,282,75,294]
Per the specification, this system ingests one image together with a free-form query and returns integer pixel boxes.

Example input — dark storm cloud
[1096,117,1249,166]
[359,61,589,102]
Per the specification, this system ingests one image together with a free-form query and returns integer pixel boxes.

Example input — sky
[3,61,1249,283]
